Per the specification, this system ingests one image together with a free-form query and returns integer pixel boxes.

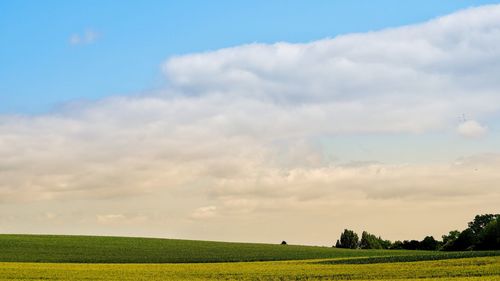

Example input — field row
[321,251,500,264]
[1,256,500,280]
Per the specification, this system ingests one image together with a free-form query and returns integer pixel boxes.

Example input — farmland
[0,234,427,263]
[1,256,500,280]
[1,235,500,280]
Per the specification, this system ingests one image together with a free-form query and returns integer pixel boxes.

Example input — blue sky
[2,0,500,114]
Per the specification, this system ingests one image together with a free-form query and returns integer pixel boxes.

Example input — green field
[1,235,500,280]
[0,234,430,263]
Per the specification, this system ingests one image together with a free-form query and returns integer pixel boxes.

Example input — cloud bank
[1,5,500,244]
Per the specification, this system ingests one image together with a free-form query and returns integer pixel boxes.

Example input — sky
[3,0,500,114]
[1,1,500,245]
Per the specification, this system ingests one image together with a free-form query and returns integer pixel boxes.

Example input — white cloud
[69,29,100,46]
[457,120,488,138]
[2,5,500,243]
[160,5,500,135]
[96,214,148,225]
[190,206,217,220]
[97,214,126,224]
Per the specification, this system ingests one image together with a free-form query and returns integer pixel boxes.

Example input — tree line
[334,214,500,251]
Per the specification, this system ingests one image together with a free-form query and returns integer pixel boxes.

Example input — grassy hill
[0,234,428,263]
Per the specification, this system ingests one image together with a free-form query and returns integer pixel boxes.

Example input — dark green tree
[379,238,392,249]
[441,230,460,251]
[402,240,420,250]
[334,240,341,248]
[360,231,385,249]
[452,229,476,251]
[420,236,439,250]
[476,217,500,250]
[390,240,404,250]
[441,214,500,251]
[468,214,500,235]
[337,229,359,249]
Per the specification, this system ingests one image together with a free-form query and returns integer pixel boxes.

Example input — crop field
[0,234,430,263]
[1,257,500,280]
[1,235,499,280]
[321,251,500,264]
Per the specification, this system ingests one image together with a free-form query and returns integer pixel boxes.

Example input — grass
[0,234,430,263]
[0,257,499,280]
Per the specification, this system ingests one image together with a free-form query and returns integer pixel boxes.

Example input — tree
[401,240,420,250]
[379,239,392,249]
[468,214,500,235]
[452,229,476,251]
[476,217,500,250]
[420,236,439,250]
[281,241,287,245]
[360,231,383,249]
[334,240,341,248]
[390,240,404,250]
[442,230,460,245]
[337,229,359,249]
[441,230,460,251]
[440,214,500,251]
